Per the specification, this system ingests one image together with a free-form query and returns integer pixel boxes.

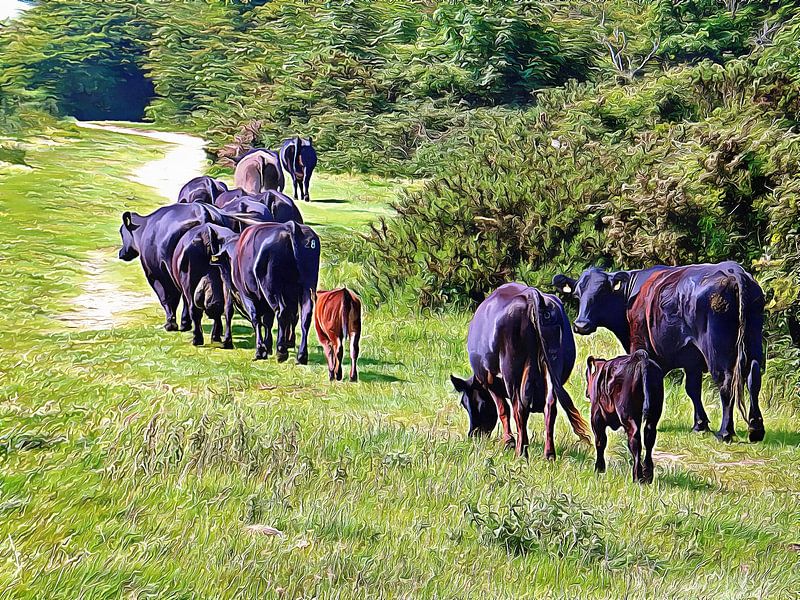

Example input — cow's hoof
[255,348,268,360]
[595,464,606,474]
[502,437,516,450]
[749,426,765,443]
[276,351,289,363]
[296,354,308,365]
[164,321,179,332]
[192,337,203,347]
[692,422,710,433]
[715,431,734,443]
[350,375,358,383]
[179,322,192,332]
[222,340,234,350]
[211,336,222,344]
[544,452,556,461]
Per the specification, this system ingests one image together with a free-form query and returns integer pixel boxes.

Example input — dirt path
[60,122,208,329]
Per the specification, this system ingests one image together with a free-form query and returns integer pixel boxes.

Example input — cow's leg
[488,390,515,449]
[747,360,765,442]
[592,414,607,474]
[242,298,266,360]
[296,290,313,365]
[335,337,344,381]
[543,381,558,460]
[210,315,222,343]
[321,339,335,380]
[713,370,736,442]
[642,417,657,483]
[151,279,179,331]
[262,308,275,356]
[179,300,192,332]
[626,421,644,482]
[292,176,299,201]
[685,369,710,433]
[511,400,530,459]
[275,308,291,363]
[349,331,360,382]
[191,305,204,346]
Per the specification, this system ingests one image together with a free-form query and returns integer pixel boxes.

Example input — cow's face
[584,356,606,401]
[553,268,630,335]
[118,211,140,261]
[450,375,497,437]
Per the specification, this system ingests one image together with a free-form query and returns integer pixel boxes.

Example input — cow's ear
[586,356,596,375]
[450,374,469,393]
[307,136,313,146]
[611,271,630,293]
[552,274,577,295]
[122,211,139,231]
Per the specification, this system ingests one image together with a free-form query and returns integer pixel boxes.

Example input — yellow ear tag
[563,285,572,293]
[613,280,622,291]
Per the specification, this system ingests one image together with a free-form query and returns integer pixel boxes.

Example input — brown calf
[586,349,664,483]
[314,288,361,381]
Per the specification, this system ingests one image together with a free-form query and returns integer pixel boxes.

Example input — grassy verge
[0,123,798,599]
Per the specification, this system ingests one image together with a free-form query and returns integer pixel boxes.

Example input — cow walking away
[234,149,285,195]
[586,350,664,483]
[315,288,361,381]
[450,283,591,459]
[553,262,765,442]
[210,222,320,363]
[279,137,317,202]
[178,176,228,204]
[171,224,238,348]
[118,203,230,331]
[214,188,247,208]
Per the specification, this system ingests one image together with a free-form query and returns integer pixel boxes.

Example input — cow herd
[118,138,769,484]
[452,263,766,483]
[118,137,361,382]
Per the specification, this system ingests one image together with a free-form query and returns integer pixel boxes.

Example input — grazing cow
[279,137,317,202]
[234,149,284,195]
[219,198,275,232]
[586,349,664,483]
[553,262,765,442]
[214,187,247,208]
[171,224,238,348]
[314,288,362,381]
[210,222,320,363]
[450,283,591,459]
[177,176,228,204]
[118,203,229,331]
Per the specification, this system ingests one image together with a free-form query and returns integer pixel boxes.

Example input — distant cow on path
[554,262,765,442]
[279,137,317,202]
[314,288,361,381]
[450,283,591,459]
[586,349,664,483]
[234,149,284,195]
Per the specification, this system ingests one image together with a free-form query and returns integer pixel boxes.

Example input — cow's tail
[340,289,352,341]
[529,290,591,444]
[634,349,662,424]
[730,270,750,422]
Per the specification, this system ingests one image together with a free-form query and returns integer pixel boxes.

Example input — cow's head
[118,211,140,261]
[450,374,497,437]
[584,356,607,401]
[553,268,630,335]
[208,225,239,272]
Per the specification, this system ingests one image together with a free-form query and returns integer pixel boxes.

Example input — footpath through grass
[0,122,799,599]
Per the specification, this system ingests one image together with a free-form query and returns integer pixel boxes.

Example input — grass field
[1,123,799,599]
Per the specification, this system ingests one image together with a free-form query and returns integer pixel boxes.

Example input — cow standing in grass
[554,262,765,442]
[451,283,591,459]
[234,149,284,195]
[586,349,664,483]
[279,137,317,202]
[315,288,362,382]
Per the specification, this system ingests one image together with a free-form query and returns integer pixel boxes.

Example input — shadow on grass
[656,468,719,492]
[761,429,800,447]
[310,198,349,204]
[657,421,800,447]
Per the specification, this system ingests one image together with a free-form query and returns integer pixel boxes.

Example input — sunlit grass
[0,124,798,599]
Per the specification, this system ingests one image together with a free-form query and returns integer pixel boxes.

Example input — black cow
[254,190,304,224]
[220,198,275,232]
[170,223,238,348]
[214,188,247,208]
[210,222,320,363]
[553,262,765,442]
[118,203,229,330]
[279,137,317,202]
[450,283,591,459]
[177,176,228,204]
[586,349,664,483]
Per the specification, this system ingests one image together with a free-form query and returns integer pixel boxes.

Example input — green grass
[1,123,799,599]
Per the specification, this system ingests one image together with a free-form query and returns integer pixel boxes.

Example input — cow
[214,187,247,208]
[233,149,284,195]
[450,283,591,459]
[314,288,362,382]
[177,176,228,204]
[553,262,765,442]
[254,190,304,224]
[210,222,320,364]
[585,349,664,483]
[279,137,317,202]
[171,223,238,348]
[118,203,230,331]
[219,198,275,232]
